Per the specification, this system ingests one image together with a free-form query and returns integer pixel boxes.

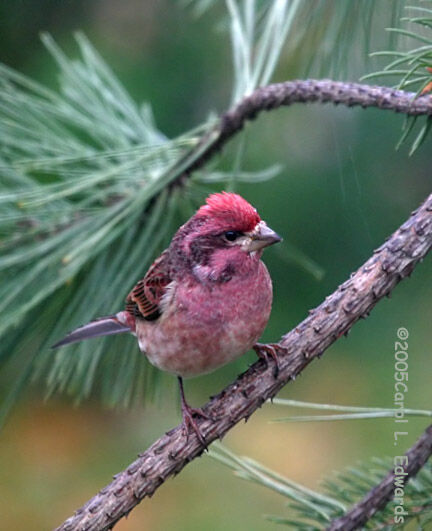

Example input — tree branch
[328,424,432,530]
[174,80,432,185]
[56,180,432,530]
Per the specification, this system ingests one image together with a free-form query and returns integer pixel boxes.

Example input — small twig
[328,424,432,530]
[56,186,432,530]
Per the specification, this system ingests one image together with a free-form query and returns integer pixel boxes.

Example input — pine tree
[1,2,431,529]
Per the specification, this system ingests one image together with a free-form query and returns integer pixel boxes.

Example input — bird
[52,192,282,445]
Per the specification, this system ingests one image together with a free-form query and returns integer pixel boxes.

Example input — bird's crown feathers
[196,192,260,232]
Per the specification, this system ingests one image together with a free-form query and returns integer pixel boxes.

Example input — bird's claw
[181,404,209,449]
[253,342,282,378]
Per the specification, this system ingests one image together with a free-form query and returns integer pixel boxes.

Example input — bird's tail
[51,311,135,348]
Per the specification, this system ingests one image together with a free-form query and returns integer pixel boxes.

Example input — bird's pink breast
[136,261,272,378]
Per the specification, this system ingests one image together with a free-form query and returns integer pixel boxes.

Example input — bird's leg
[253,342,282,378]
[177,376,209,447]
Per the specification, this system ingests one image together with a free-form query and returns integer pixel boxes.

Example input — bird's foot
[253,342,282,378]
[181,403,210,448]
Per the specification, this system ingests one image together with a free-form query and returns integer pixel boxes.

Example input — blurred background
[0,1,431,529]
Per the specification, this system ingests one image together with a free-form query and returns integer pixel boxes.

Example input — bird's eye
[224,230,242,241]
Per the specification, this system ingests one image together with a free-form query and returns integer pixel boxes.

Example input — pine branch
[328,424,432,530]
[174,79,432,185]
[55,189,432,530]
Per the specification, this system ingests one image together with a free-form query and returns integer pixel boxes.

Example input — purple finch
[53,192,281,444]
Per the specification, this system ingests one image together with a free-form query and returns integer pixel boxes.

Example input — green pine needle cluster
[211,442,432,529]
[0,32,218,418]
[363,1,432,154]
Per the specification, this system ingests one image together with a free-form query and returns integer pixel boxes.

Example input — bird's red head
[170,192,280,282]
[196,192,261,233]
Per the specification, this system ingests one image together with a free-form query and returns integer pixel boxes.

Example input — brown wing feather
[126,250,171,321]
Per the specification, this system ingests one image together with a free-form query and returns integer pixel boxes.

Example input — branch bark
[173,80,432,185]
[56,181,432,530]
[328,424,432,530]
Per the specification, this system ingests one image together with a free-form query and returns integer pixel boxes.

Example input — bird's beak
[247,221,282,252]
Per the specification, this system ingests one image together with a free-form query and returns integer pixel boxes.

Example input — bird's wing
[126,250,172,321]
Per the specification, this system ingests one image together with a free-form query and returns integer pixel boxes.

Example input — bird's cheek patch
[193,263,213,283]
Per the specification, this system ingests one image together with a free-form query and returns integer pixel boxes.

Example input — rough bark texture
[56,187,432,530]
[328,424,432,530]
[173,80,432,185]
